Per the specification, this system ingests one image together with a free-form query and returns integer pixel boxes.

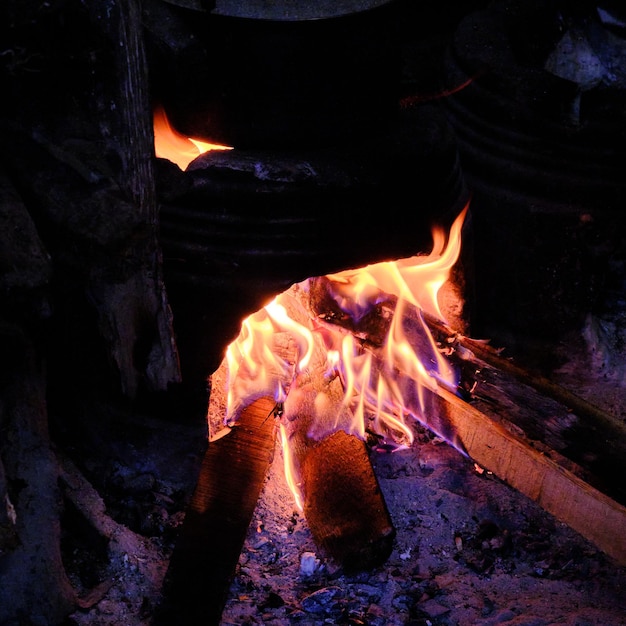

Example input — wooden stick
[424,311,626,443]
[435,385,626,567]
[416,312,626,506]
[300,429,395,573]
[158,396,278,626]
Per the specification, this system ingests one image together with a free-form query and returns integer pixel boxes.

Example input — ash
[221,426,626,626]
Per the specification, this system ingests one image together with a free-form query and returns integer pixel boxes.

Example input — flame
[153,105,232,169]
[218,205,469,510]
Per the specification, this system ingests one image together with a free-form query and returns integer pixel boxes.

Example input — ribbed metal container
[443,0,626,346]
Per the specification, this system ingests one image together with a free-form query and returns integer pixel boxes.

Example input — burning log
[198,288,396,583]
[300,429,395,572]
[159,396,279,626]
[307,272,626,566]
[159,324,299,623]
[279,292,397,572]
[280,365,395,573]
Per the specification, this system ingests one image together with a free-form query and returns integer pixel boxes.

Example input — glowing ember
[216,206,469,509]
[153,105,232,169]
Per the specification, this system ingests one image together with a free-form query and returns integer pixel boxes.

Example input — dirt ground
[60,275,626,626]
[218,423,626,626]
[62,390,626,626]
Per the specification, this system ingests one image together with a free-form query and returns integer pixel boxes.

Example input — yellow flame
[153,105,232,170]
[219,205,469,507]
[279,423,303,512]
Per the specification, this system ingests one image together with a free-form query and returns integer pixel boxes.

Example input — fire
[152,105,232,169]
[217,206,469,510]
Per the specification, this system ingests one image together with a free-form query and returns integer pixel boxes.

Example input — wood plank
[436,385,626,567]
[157,396,278,626]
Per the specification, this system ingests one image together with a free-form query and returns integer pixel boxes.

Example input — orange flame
[153,105,232,169]
[218,206,469,510]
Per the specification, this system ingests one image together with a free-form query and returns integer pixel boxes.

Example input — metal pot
[150,0,402,149]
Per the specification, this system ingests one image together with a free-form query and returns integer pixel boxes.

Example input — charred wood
[158,396,277,626]
[300,428,395,574]
[308,273,626,508]
[422,314,626,508]
[204,288,396,578]
[305,275,626,564]
[277,304,396,573]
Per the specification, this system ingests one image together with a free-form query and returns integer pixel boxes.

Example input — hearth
[1,1,625,626]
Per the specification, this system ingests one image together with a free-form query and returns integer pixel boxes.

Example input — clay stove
[151,1,626,623]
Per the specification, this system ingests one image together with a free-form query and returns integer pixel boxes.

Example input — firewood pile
[160,263,626,623]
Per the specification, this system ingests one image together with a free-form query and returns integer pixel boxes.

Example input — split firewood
[277,286,396,571]
[308,273,626,505]
[282,369,395,573]
[160,303,300,623]
[301,428,395,573]
[306,275,467,449]
[307,274,395,346]
[202,284,396,574]
[305,275,626,565]
[160,396,279,626]
[436,385,626,567]
[423,310,626,445]
[420,313,626,507]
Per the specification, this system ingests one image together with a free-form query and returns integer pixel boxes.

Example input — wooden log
[157,396,278,626]
[300,429,395,573]
[421,313,626,507]
[309,274,626,503]
[203,286,395,575]
[304,277,626,565]
[282,368,396,573]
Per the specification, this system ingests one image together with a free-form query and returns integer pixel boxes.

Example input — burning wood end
[207,206,470,571]
[207,201,626,571]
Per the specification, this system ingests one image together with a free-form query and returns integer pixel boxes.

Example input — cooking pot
[151,0,402,149]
